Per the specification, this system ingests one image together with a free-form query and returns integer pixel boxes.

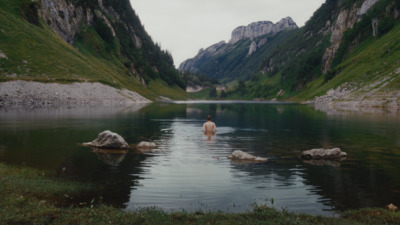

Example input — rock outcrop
[179,41,227,73]
[0,50,7,59]
[179,17,298,77]
[228,150,268,163]
[84,130,129,149]
[248,41,257,56]
[357,0,381,16]
[39,0,91,43]
[38,0,128,45]
[322,0,381,73]
[300,148,347,160]
[311,70,400,112]
[229,17,298,44]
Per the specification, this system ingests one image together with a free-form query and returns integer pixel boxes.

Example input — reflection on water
[0,103,400,216]
[92,149,128,167]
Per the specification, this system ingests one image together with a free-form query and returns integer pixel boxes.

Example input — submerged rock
[136,141,157,153]
[84,130,129,149]
[300,148,347,160]
[228,150,268,163]
[137,141,157,148]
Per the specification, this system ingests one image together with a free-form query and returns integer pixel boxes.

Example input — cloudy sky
[130,0,325,67]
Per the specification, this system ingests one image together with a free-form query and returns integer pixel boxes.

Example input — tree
[238,80,246,95]
[219,90,227,99]
[209,87,217,98]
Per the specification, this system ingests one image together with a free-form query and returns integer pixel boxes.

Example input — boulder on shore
[386,203,398,211]
[84,130,129,149]
[300,148,347,160]
[228,150,268,163]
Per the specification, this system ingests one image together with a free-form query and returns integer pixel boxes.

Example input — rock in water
[301,148,347,160]
[136,141,157,153]
[84,130,129,149]
[137,141,157,149]
[386,203,398,211]
[228,150,268,163]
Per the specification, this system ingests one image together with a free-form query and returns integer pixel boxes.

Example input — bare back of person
[202,115,218,134]
[203,121,217,133]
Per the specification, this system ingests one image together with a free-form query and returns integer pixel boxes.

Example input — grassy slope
[295,22,400,101]
[243,22,400,102]
[1,162,400,225]
[0,0,188,101]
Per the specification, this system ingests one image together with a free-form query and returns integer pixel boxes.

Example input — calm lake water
[1,102,400,216]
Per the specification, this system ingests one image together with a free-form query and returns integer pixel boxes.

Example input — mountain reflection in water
[0,103,399,216]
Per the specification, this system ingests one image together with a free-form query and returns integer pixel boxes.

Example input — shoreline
[0,80,152,109]
[1,80,399,115]
[1,162,398,225]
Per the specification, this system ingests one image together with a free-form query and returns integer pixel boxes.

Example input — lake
[0,102,399,216]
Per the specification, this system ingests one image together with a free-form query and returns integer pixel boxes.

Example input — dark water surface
[1,102,400,216]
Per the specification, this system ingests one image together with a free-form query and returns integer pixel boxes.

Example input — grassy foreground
[1,163,399,224]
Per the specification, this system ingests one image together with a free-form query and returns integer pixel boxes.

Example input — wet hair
[207,115,211,121]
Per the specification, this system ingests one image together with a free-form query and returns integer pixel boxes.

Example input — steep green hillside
[229,0,400,102]
[258,0,337,91]
[179,18,298,84]
[0,0,187,100]
[190,30,297,83]
[297,22,400,102]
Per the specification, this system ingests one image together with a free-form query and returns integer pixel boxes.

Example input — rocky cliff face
[322,0,381,73]
[38,0,142,47]
[35,0,184,89]
[229,17,298,44]
[39,0,91,44]
[179,41,227,73]
[179,17,298,73]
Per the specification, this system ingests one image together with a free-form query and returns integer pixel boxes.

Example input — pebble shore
[0,80,151,108]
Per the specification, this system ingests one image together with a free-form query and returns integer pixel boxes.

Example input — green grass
[295,23,400,101]
[188,88,212,99]
[0,0,187,101]
[1,162,400,224]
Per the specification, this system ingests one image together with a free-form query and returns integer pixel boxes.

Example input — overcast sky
[130,0,325,67]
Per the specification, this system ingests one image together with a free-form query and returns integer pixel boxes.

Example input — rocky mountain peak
[229,17,298,44]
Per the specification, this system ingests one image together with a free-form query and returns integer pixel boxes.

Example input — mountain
[253,0,400,108]
[181,0,400,110]
[0,0,187,102]
[179,17,298,82]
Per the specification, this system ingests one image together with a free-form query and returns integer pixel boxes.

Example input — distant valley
[0,0,400,110]
[180,0,400,110]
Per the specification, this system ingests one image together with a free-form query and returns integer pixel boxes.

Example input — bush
[209,87,217,98]
[378,17,396,37]
[20,0,41,26]
[325,67,342,82]
[93,18,114,43]
[219,90,227,98]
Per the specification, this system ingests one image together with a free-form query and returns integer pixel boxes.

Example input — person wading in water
[202,115,218,136]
